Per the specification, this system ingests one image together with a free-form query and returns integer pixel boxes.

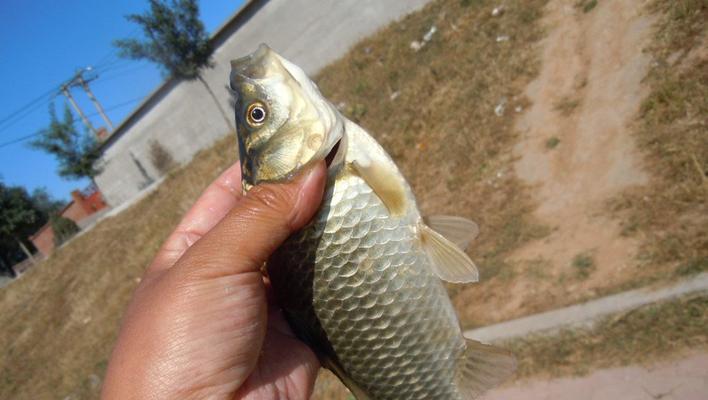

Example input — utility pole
[79,68,113,131]
[60,67,114,135]
[61,83,96,135]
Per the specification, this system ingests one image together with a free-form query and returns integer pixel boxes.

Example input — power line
[85,96,144,118]
[0,130,47,149]
[91,27,140,72]
[0,86,58,130]
[0,96,55,136]
[0,96,145,149]
[0,63,149,136]
[0,28,142,137]
[93,64,153,86]
[93,59,135,74]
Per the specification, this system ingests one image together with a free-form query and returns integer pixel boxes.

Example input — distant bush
[51,215,79,247]
[149,141,177,175]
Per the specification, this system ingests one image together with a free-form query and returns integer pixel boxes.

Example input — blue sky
[0,0,243,201]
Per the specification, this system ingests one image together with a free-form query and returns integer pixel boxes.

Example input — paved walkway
[465,272,708,343]
[483,352,708,400]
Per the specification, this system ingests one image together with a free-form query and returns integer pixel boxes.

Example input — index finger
[148,162,243,275]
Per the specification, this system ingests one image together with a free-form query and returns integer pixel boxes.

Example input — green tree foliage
[114,0,234,131]
[29,103,102,181]
[0,182,58,275]
[51,215,79,247]
[115,0,212,79]
[30,187,64,216]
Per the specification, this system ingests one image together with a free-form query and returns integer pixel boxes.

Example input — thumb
[174,161,327,280]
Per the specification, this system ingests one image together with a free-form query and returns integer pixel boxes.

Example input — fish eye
[246,102,267,126]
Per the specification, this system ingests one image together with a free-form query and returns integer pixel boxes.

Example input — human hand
[102,161,327,399]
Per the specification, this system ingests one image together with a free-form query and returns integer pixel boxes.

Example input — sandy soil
[457,0,658,325]
[483,351,708,400]
[512,0,653,266]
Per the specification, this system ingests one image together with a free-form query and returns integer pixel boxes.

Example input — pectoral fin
[454,338,517,398]
[350,160,407,217]
[419,221,479,283]
[423,215,480,250]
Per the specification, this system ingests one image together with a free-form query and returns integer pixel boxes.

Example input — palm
[102,163,328,400]
[234,308,320,399]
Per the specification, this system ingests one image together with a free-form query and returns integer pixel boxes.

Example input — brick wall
[28,188,108,257]
[29,224,54,257]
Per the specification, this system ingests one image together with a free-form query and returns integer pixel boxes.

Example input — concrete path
[483,352,708,400]
[465,272,708,342]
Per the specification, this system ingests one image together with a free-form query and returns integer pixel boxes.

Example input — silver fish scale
[268,172,467,399]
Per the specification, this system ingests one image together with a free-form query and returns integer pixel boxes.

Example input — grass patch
[459,0,487,8]
[523,257,552,280]
[572,252,595,279]
[553,96,580,116]
[607,0,707,278]
[576,0,598,13]
[508,295,708,378]
[545,136,560,149]
[676,257,708,277]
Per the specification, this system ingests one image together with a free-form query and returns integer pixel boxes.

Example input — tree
[31,187,64,216]
[51,215,79,247]
[0,182,48,275]
[114,0,235,132]
[29,103,102,181]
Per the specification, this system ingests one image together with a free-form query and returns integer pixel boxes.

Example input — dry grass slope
[607,0,707,288]
[503,0,708,383]
[509,294,708,379]
[0,139,236,399]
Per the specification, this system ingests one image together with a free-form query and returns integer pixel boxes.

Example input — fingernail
[218,163,243,195]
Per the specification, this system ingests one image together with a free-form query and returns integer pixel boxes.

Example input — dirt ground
[484,351,708,400]
[512,0,652,283]
[454,0,661,327]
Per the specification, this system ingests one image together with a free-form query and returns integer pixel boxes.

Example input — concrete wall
[95,0,432,206]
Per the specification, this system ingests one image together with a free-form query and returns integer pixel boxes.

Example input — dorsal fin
[455,338,517,398]
[418,221,479,283]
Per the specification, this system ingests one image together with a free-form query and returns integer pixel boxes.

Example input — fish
[229,44,515,400]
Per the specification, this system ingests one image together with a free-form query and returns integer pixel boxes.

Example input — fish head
[230,44,343,190]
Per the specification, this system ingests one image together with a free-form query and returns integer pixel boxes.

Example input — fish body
[230,44,514,399]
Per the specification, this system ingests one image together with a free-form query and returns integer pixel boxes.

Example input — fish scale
[269,170,466,399]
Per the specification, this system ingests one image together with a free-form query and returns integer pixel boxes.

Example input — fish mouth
[230,43,277,82]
